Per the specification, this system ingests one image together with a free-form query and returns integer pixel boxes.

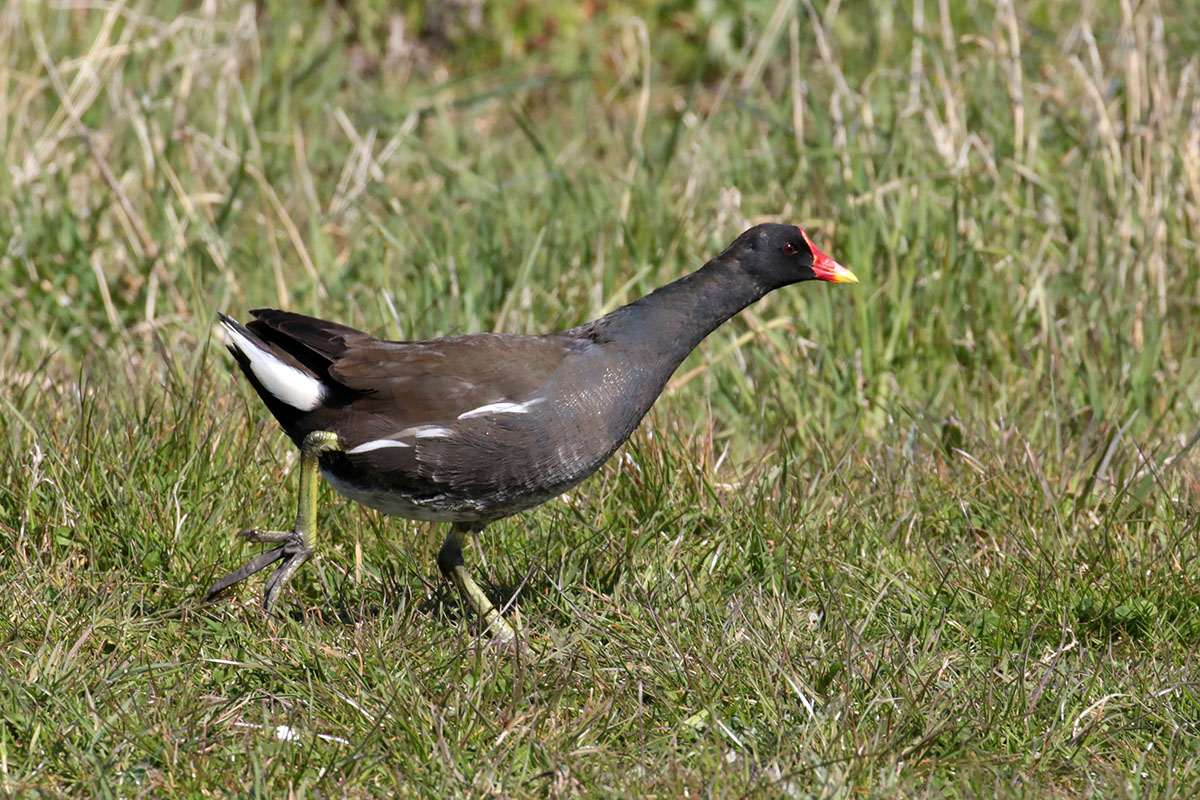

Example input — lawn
[2,0,1200,796]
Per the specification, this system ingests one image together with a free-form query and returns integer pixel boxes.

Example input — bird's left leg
[438,522,519,643]
[205,430,341,611]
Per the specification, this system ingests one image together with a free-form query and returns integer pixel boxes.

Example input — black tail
[218,310,369,436]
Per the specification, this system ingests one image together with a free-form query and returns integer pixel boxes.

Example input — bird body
[207,223,857,634]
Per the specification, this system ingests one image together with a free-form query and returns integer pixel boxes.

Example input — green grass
[3,0,1200,796]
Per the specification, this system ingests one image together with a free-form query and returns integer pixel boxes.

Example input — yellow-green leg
[438,523,519,643]
[205,430,341,611]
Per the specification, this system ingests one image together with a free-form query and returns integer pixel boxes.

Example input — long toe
[261,549,312,612]
[237,528,298,544]
[205,545,289,601]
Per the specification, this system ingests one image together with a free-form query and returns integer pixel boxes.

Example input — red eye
[783,242,797,255]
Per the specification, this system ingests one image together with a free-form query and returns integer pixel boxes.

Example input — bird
[205,223,857,639]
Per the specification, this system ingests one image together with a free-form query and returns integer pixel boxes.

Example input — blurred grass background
[2,0,1200,796]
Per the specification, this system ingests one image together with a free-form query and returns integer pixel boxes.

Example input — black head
[719,223,857,289]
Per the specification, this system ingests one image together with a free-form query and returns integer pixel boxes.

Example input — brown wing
[246,308,577,423]
[329,333,578,425]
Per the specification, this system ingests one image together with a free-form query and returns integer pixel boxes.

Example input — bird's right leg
[205,430,341,611]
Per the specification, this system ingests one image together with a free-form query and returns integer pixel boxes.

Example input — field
[3,0,1200,796]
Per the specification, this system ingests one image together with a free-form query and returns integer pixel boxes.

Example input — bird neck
[594,258,773,380]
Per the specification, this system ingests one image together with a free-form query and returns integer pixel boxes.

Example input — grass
[2,0,1200,795]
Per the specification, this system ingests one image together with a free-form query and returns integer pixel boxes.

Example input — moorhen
[205,224,857,639]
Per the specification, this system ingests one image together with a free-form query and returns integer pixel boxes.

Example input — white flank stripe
[348,425,455,454]
[411,426,455,438]
[221,323,324,411]
[347,439,412,454]
[457,398,543,420]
